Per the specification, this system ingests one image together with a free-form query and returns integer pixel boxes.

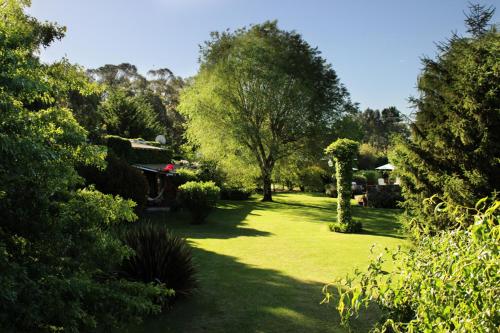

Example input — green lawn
[129,192,407,333]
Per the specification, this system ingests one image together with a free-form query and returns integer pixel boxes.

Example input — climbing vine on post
[325,139,361,233]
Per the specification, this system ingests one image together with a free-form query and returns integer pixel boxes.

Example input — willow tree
[179,21,351,201]
[325,139,360,233]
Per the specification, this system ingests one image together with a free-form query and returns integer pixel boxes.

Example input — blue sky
[28,0,498,114]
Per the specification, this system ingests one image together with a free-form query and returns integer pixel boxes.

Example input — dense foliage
[357,143,388,170]
[118,222,197,298]
[220,186,253,200]
[0,2,170,331]
[172,168,200,187]
[324,7,500,333]
[391,6,500,233]
[325,139,361,233]
[179,21,354,201]
[296,165,329,192]
[78,153,150,212]
[358,107,408,154]
[324,198,500,332]
[177,181,221,224]
[87,63,186,151]
[99,88,163,140]
[105,135,173,164]
[366,185,402,209]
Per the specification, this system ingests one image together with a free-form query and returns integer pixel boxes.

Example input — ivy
[325,139,361,233]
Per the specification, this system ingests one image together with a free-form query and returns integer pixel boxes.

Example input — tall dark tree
[391,4,500,232]
[99,88,163,140]
[179,21,353,201]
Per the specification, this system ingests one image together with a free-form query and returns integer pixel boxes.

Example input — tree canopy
[87,63,186,148]
[179,21,354,200]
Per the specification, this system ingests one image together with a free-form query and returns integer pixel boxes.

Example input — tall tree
[99,88,163,140]
[179,21,353,201]
[359,106,408,153]
[88,63,186,148]
[147,68,186,150]
[391,4,500,232]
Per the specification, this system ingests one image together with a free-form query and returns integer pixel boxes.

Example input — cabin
[106,136,177,208]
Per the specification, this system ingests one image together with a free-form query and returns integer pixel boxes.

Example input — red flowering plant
[163,164,175,172]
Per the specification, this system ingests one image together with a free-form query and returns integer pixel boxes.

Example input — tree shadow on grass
[127,247,379,333]
[141,200,272,240]
[262,195,405,240]
[352,206,406,239]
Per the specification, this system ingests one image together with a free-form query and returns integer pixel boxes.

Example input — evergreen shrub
[177,181,220,224]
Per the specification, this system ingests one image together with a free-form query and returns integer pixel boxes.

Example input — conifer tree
[391,4,500,232]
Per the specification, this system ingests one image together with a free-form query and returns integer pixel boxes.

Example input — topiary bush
[118,222,197,300]
[177,181,220,224]
[323,197,500,332]
[366,185,402,208]
[325,139,360,233]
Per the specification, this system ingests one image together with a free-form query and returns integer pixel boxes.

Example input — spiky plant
[118,222,197,298]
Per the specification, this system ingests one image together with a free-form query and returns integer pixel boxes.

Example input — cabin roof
[132,163,175,175]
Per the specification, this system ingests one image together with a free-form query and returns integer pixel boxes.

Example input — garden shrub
[366,185,402,209]
[325,139,360,233]
[118,222,197,299]
[329,220,362,233]
[172,168,199,187]
[197,160,226,186]
[177,181,220,224]
[220,186,253,200]
[78,153,149,212]
[323,197,500,332]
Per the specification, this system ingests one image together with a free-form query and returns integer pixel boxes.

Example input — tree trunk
[262,172,273,201]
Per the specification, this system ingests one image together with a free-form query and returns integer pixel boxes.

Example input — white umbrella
[375,163,395,171]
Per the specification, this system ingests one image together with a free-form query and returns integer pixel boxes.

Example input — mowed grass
[129,192,407,333]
